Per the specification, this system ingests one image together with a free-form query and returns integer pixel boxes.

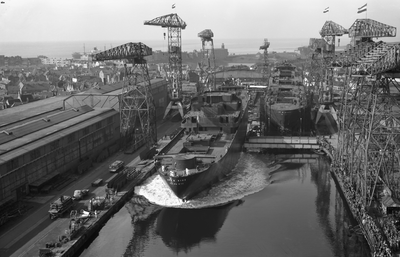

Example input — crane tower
[198,29,216,91]
[144,13,187,119]
[312,21,349,124]
[259,38,270,86]
[91,42,157,149]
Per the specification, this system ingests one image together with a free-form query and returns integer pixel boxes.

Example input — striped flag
[357,3,367,13]
[172,3,176,9]
[323,7,329,13]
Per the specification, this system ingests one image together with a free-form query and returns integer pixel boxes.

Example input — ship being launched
[155,89,248,201]
[264,61,313,136]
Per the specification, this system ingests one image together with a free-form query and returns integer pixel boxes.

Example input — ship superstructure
[264,61,313,136]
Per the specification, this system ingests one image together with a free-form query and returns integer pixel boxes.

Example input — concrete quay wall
[58,164,156,257]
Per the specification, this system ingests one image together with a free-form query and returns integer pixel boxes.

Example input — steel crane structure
[144,13,187,119]
[198,29,216,91]
[309,21,349,124]
[308,21,348,91]
[318,18,400,255]
[259,38,270,86]
[91,42,157,149]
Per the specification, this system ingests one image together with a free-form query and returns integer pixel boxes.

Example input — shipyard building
[0,79,168,210]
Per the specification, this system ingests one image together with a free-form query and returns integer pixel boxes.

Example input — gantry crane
[334,18,399,204]
[259,38,270,86]
[312,21,349,125]
[319,21,349,52]
[198,29,216,91]
[91,42,157,149]
[144,13,187,119]
[324,18,400,255]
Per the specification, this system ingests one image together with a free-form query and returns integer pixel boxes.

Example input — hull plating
[265,105,313,136]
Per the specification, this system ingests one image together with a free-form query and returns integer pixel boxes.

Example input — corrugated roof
[0,105,93,145]
[0,108,117,163]
[0,109,63,130]
[0,96,69,122]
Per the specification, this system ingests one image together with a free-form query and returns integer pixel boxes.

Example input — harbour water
[79,152,370,257]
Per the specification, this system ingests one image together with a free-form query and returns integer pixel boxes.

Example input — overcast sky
[0,0,399,43]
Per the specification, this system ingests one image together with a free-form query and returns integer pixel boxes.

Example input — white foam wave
[135,153,277,209]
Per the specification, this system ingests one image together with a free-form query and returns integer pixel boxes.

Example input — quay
[309,17,400,257]
[322,133,400,257]
[8,126,185,257]
[3,121,181,257]
[249,16,400,257]
[11,155,156,257]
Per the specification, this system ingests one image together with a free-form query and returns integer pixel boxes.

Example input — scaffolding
[314,18,400,256]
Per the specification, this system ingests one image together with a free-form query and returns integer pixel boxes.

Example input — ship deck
[159,130,233,165]
[269,103,304,111]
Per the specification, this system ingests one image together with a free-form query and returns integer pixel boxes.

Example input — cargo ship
[264,61,313,136]
[155,88,249,201]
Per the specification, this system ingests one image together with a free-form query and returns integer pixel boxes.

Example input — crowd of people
[331,163,395,257]
[380,214,400,251]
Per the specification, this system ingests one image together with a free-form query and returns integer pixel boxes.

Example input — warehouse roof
[0,105,93,146]
[0,96,69,125]
[0,108,118,171]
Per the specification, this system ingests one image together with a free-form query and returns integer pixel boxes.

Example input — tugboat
[264,61,313,136]
[155,87,249,201]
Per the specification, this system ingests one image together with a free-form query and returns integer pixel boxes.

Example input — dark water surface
[80,153,370,257]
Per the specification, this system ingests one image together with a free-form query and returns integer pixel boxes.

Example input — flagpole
[323,7,330,19]
[357,3,367,18]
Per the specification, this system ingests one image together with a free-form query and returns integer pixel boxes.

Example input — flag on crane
[323,7,329,13]
[357,3,367,13]
[172,3,176,9]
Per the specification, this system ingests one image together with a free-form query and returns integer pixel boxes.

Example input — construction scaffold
[309,17,400,257]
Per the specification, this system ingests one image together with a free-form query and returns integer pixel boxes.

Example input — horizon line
[0,37,318,44]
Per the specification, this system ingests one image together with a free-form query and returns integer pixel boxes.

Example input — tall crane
[319,20,349,54]
[334,18,399,204]
[312,21,349,124]
[198,29,216,91]
[259,38,270,86]
[91,42,157,149]
[326,18,400,255]
[144,13,187,119]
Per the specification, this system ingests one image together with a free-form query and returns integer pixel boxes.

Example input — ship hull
[158,101,249,200]
[265,105,313,136]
